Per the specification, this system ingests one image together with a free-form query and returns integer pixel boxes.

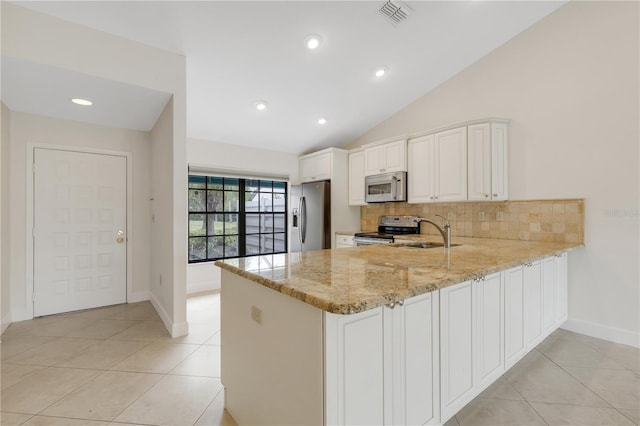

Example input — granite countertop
[216,237,582,315]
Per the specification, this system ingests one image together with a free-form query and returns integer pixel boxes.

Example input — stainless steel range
[353,215,421,246]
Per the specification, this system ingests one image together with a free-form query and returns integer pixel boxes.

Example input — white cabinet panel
[348,151,366,206]
[542,256,557,337]
[504,266,526,370]
[386,292,440,426]
[407,136,434,203]
[555,253,568,326]
[300,152,332,182]
[440,280,474,422]
[475,272,504,392]
[364,139,407,176]
[325,308,384,426]
[467,123,492,201]
[335,234,354,248]
[524,261,544,351]
[491,122,509,200]
[468,122,509,201]
[434,127,467,202]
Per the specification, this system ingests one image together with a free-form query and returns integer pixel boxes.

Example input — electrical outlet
[251,306,262,324]
[496,211,504,221]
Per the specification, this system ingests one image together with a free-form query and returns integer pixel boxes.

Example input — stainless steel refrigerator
[290,181,331,252]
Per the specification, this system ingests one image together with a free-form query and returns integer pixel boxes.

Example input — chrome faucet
[414,214,451,249]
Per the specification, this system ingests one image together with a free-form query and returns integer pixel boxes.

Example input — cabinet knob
[493,193,498,197]
[484,194,489,198]
[430,196,434,200]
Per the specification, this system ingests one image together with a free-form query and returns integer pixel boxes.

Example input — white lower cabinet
[524,261,544,351]
[554,253,568,326]
[385,292,440,426]
[440,273,504,423]
[325,307,385,426]
[475,272,505,392]
[325,292,439,426]
[326,254,569,425]
[440,280,475,423]
[504,265,526,370]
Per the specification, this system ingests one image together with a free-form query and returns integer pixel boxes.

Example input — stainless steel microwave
[365,171,407,203]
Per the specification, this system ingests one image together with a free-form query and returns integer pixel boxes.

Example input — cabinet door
[364,146,383,176]
[407,136,434,203]
[301,153,331,182]
[348,151,366,206]
[386,293,440,426]
[325,308,385,426]
[491,122,509,201]
[434,127,467,202]
[504,266,526,370]
[440,280,475,422]
[554,253,568,326]
[467,123,492,201]
[382,139,407,173]
[542,256,557,337]
[524,261,544,351]
[475,272,504,392]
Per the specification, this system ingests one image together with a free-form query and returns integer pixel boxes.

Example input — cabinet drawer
[336,234,355,247]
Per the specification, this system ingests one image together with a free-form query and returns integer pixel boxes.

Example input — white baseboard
[149,291,189,339]
[562,318,640,348]
[129,290,150,303]
[1,311,11,334]
[10,307,29,322]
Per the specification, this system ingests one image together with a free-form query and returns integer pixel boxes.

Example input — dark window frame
[188,175,288,263]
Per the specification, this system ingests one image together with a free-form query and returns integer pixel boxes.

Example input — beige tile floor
[1,293,638,426]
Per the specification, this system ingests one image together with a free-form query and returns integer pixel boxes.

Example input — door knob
[117,237,125,244]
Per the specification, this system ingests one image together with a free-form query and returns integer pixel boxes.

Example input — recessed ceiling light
[318,117,327,125]
[375,67,388,78]
[305,34,322,50]
[254,100,268,111]
[71,98,93,106]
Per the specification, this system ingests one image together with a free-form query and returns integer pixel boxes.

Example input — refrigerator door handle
[300,196,306,244]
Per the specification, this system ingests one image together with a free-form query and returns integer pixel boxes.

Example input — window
[188,175,287,262]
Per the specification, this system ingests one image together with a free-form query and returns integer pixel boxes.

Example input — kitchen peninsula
[217,237,582,425]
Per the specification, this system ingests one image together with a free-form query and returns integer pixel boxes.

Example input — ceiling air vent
[379,0,412,26]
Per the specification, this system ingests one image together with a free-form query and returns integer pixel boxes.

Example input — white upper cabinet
[407,136,434,203]
[408,127,467,203]
[348,150,366,206]
[300,151,332,183]
[364,139,407,177]
[468,121,509,201]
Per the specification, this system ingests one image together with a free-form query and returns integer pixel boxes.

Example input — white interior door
[34,148,127,316]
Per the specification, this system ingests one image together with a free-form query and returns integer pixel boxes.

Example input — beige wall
[1,102,10,332]
[347,1,639,345]
[7,112,152,321]
[186,138,300,294]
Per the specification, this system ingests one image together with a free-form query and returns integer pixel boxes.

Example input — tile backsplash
[361,199,584,244]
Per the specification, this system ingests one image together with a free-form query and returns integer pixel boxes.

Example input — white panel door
[542,256,557,337]
[348,151,366,206]
[524,261,543,351]
[467,123,492,201]
[504,266,526,370]
[475,272,505,392]
[407,136,434,203]
[325,308,384,426]
[34,148,127,316]
[434,127,467,202]
[440,280,474,422]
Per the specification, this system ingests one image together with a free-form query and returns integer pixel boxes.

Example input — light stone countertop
[216,237,583,315]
